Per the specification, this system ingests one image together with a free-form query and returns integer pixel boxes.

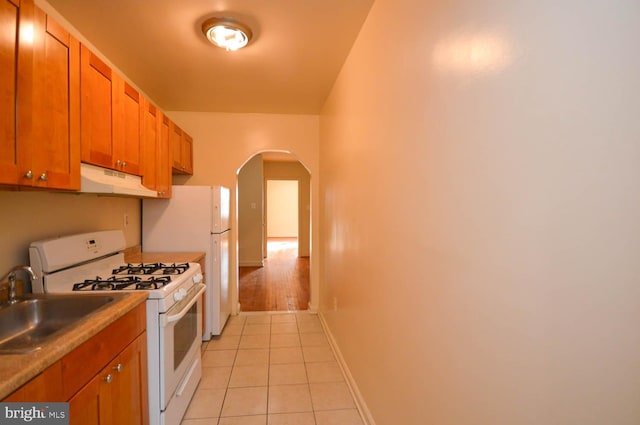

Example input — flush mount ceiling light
[202,17,252,51]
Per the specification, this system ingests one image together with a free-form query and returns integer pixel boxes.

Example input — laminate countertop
[0,291,147,400]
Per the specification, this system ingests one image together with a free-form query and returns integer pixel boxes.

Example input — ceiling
[45,0,374,114]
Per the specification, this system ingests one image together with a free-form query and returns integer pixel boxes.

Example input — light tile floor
[181,312,364,425]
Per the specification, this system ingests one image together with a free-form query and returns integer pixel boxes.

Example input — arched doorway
[236,151,311,311]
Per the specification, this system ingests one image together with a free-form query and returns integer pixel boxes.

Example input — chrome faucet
[1,266,38,304]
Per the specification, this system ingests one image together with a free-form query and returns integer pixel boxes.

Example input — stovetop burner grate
[135,276,172,290]
[72,274,175,291]
[73,275,141,291]
[112,262,190,276]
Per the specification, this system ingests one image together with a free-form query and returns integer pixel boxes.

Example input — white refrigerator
[142,185,231,339]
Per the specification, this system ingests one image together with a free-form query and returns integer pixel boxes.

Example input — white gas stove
[29,230,204,425]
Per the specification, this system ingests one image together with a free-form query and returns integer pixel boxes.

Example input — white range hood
[80,163,158,198]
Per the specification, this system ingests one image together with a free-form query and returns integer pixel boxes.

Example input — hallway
[239,238,310,311]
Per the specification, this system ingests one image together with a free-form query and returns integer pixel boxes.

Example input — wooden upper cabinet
[170,122,193,175]
[114,80,142,175]
[181,133,194,175]
[0,0,19,185]
[80,45,142,175]
[25,8,80,189]
[170,123,182,171]
[1,2,182,194]
[0,0,80,189]
[156,112,172,198]
[141,101,171,198]
[80,44,114,169]
[141,98,158,191]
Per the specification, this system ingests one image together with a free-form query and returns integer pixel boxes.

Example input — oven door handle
[162,284,206,326]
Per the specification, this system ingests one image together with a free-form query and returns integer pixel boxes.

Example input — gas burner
[73,276,141,291]
[160,263,190,274]
[136,276,172,290]
[113,263,159,275]
[94,281,116,291]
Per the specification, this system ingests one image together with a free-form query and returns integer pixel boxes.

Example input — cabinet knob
[113,363,123,373]
[103,374,113,384]
[115,160,122,167]
[38,172,48,181]
[24,170,33,179]
[122,162,127,168]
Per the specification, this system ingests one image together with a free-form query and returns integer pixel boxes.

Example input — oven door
[159,283,206,409]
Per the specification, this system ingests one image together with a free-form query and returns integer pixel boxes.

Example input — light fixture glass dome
[202,18,252,51]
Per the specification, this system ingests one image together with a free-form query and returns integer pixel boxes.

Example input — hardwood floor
[239,238,310,311]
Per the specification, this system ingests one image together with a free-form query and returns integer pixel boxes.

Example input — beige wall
[0,192,140,276]
[238,155,264,267]
[167,112,320,311]
[264,161,311,257]
[319,1,640,424]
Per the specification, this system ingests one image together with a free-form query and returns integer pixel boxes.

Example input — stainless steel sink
[0,294,116,354]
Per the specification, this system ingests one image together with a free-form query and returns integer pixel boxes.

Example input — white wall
[319,1,640,424]
[167,112,320,311]
[266,180,298,238]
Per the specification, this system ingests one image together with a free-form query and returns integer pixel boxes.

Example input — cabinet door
[80,44,114,169]
[68,365,113,425]
[112,333,148,425]
[0,0,20,185]
[181,132,193,175]
[156,113,171,198]
[25,8,80,189]
[170,122,183,171]
[170,122,194,175]
[141,98,158,192]
[114,79,141,175]
[68,334,147,425]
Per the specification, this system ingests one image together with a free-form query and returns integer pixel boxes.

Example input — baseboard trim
[307,301,318,313]
[318,313,376,425]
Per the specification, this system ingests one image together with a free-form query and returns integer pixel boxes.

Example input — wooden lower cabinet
[69,370,112,425]
[3,303,148,425]
[113,333,148,425]
[2,362,63,402]
[69,333,147,425]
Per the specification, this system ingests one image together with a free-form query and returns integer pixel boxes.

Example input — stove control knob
[193,273,203,284]
[173,288,188,302]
